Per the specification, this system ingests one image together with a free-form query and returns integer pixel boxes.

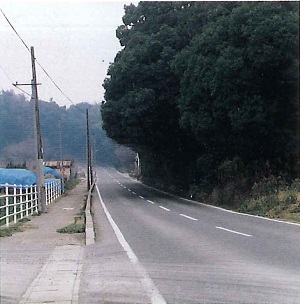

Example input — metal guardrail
[0,180,62,227]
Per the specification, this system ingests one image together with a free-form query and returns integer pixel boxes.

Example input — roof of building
[44,161,72,167]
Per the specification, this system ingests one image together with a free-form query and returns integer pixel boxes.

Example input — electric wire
[0,8,85,114]
[0,63,31,97]
[0,8,31,53]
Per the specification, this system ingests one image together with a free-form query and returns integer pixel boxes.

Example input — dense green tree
[102,1,299,193]
[172,2,299,177]
[102,2,202,188]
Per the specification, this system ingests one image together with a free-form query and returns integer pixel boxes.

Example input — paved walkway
[0,181,87,304]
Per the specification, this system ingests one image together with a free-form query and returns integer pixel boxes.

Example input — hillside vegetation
[0,90,135,168]
[101,2,299,220]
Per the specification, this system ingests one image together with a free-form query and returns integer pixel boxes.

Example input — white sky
[0,0,136,106]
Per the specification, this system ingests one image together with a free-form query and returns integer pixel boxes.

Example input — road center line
[96,186,166,304]
[132,191,137,195]
[179,214,198,221]
[159,206,170,212]
[139,195,145,199]
[216,226,253,237]
[147,200,155,204]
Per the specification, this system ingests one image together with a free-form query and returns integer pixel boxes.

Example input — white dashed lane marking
[179,214,198,221]
[159,206,170,212]
[216,226,252,237]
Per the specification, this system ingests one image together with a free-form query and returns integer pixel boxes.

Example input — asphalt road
[93,166,300,304]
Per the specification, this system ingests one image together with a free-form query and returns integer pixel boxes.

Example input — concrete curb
[85,182,96,245]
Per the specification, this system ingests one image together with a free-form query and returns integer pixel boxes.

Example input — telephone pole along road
[91,166,300,304]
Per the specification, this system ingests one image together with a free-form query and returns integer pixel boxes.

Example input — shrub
[56,223,85,234]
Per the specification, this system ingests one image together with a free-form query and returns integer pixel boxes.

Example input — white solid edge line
[95,185,166,304]
[116,169,300,228]
[179,214,198,221]
[159,206,170,212]
[216,226,252,237]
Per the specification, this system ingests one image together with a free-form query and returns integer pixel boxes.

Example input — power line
[0,8,31,53]
[0,8,85,114]
[0,63,31,97]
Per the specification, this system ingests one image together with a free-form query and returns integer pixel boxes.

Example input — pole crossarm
[13,82,41,86]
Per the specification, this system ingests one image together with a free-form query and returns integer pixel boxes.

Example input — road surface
[91,166,300,304]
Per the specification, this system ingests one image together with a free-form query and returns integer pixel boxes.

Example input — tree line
[0,90,134,168]
[101,1,299,203]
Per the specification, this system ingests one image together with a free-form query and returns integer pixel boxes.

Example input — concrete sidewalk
[0,181,87,304]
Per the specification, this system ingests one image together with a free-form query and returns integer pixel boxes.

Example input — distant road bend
[94,166,300,304]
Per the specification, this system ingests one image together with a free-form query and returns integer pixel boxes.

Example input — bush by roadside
[64,178,80,191]
[189,175,300,224]
[239,177,300,223]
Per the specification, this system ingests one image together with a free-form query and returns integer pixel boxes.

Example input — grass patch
[57,222,85,234]
[0,226,23,237]
[57,210,85,234]
[0,218,31,237]
[18,218,31,223]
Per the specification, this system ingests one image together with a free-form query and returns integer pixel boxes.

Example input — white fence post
[25,186,29,217]
[29,185,33,214]
[20,186,23,220]
[13,185,17,224]
[34,185,38,213]
[5,184,9,226]
[45,182,49,205]
[51,181,54,203]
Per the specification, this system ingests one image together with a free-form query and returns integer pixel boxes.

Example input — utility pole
[31,46,46,213]
[90,134,94,187]
[86,109,91,191]
[59,117,63,172]
[13,46,46,213]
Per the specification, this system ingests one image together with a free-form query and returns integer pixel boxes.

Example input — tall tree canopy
[101,2,299,192]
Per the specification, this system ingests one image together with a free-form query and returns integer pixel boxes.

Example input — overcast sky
[0,1,136,106]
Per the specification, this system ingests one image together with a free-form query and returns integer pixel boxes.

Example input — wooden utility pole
[31,46,46,213]
[90,134,94,187]
[59,118,63,170]
[86,109,91,190]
